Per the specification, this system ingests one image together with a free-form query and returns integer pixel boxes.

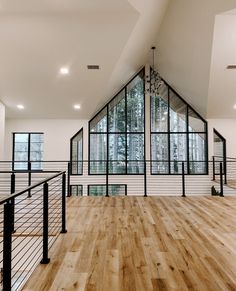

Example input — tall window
[89,69,145,174]
[13,133,44,170]
[213,129,226,175]
[70,128,83,175]
[151,82,207,174]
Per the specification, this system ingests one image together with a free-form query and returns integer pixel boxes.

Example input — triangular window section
[151,75,208,175]
[70,128,83,175]
[89,69,145,175]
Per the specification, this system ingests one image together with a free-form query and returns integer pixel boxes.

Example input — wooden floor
[24,196,236,291]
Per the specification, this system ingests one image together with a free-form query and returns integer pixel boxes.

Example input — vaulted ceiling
[0,0,169,119]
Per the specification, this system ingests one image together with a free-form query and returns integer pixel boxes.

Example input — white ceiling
[208,10,236,118]
[0,0,169,119]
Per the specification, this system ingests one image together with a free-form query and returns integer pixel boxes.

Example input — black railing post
[10,173,15,233]
[212,156,215,181]
[61,173,67,234]
[3,202,14,290]
[144,161,147,197]
[224,158,227,185]
[106,160,109,197]
[41,182,50,264]
[67,162,71,197]
[182,162,186,197]
[10,173,15,194]
[220,162,224,197]
[28,161,32,198]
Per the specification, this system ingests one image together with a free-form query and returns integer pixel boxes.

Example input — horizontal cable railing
[0,170,67,290]
[67,160,232,197]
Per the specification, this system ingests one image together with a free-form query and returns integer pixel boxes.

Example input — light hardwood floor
[23,196,236,291]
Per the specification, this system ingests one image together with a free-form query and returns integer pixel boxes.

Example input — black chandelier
[146,46,163,95]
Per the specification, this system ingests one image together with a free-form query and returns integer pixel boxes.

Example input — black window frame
[70,128,83,175]
[87,184,127,196]
[213,128,226,175]
[150,76,208,175]
[12,132,44,171]
[70,185,83,196]
[88,68,146,175]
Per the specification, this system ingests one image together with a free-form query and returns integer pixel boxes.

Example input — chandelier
[146,47,163,95]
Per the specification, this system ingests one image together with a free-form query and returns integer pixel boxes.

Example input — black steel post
[41,182,50,264]
[3,202,14,290]
[144,161,147,197]
[28,161,32,198]
[61,173,67,234]
[67,162,71,197]
[182,162,186,197]
[224,158,227,185]
[212,156,215,181]
[220,162,224,197]
[106,160,109,197]
[10,173,15,194]
[10,173,15,234]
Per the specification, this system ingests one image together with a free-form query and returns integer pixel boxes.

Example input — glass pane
[189,133,207,174]
[30,142,43,152]
[89,185,106,196]
[109,185,126,196]
[214,133,224,157]
[71,185,83,196]
[170,134,187,174]
[188,109,205,132]
[31,133,44,142]
[127,71,145,132]
[90,107,107,133]
[14,142,28,152]
[151,82,168,132]
[108,90,126,132]
[127,134,144,174]
[31,161,42,170]
[71,130,83,174]
[151,134,169,174]
[90,134,107,174]
[108,161,126,174]
[109,134,126,161]
[14,161,28,170]
[169,90,187,132]
[15,133,28,143]
[14,151,28,161]
[109,134,126,174]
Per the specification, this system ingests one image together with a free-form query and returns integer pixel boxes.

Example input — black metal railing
[66,159,229,197]
[0,170,67,290]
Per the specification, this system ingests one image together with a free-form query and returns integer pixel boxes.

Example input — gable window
[70,128,83,175]
[13,133,44,170]
[89,69,145,175]
[151,81,208,175]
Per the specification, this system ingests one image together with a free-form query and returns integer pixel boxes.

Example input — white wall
[5,119,88,161]
[0,102,5,159]
[156,0,236,118]
[208,13,236,118]
[208,119,236,158]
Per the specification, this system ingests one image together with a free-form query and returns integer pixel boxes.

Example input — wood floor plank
[23,196,236,291]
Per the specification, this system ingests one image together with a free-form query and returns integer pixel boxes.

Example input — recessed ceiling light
[60,67,69,75]
[74,104,81,110]
[234,105,236,109]
[17,104,24,110]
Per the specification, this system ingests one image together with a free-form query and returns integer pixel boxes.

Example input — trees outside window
[89,69,145,175]
[151,82,208,175]
[13,133,43,170]
[70,128,83,175]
